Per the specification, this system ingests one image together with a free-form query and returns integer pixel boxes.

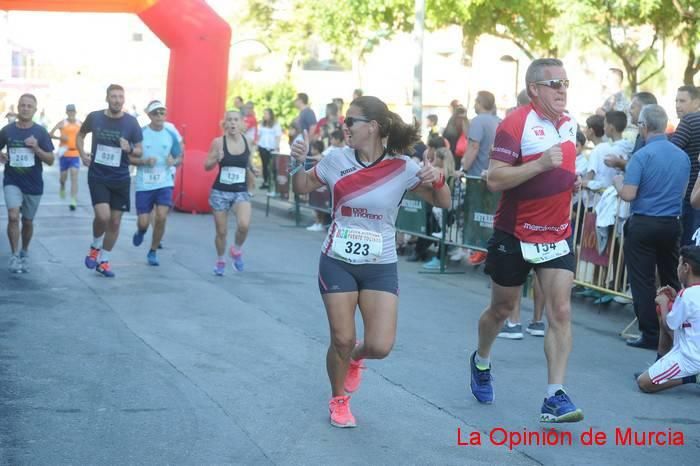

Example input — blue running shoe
[147,250,159,266]
[96,261,115,278]
[85,247,100,269]
[132,230,145,247]
[214,260,225,276]
[470,351,494,404]
[540,390,584,423]
[230,246,244,272]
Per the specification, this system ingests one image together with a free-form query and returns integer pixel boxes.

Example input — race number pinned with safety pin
[332,228,383,264]
[520,239,569,264]
[8,147,35,167]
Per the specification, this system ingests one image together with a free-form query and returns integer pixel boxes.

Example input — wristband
[432,172,445,190]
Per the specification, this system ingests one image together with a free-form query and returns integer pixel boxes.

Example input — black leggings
[259,147,274,184]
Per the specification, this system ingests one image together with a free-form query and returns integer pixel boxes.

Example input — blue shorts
[135,187,173,215]
[60,156,80,172]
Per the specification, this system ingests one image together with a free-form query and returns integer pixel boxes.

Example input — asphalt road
[1,166,698,465]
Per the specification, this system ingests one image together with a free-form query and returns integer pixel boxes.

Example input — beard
[107,104,122,115]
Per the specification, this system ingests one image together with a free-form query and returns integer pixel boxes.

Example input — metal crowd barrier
[262,154,634,306]
[264,153,332,225]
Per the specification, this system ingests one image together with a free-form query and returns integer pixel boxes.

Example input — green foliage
[243,0,698,84]
[227,80,298,128]
[246,0,318,70]
[558,0,679,92]
[456,0,560,58]
[245,0,558,65]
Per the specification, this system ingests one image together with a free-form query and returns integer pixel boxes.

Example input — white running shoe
[450,248,468,261]
[8,255,21,273]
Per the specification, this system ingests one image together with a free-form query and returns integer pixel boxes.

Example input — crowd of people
[1,59,699,429]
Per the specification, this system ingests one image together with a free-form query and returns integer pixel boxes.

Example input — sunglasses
[534,79,570,90]
[345,116,371,127]
[150,110,166,116]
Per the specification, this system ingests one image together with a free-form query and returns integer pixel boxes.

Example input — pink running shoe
[329,395,356,428]
[344,357,365,393]
[229,246,244,272]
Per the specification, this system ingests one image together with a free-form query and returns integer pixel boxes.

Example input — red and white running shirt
[667,285,700,370]
[313,147,421,264]
[490,103,577,243]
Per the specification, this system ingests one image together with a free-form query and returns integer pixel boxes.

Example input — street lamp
[500,55,519,101]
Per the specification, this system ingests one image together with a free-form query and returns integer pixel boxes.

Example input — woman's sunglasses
[345,116,371,127]
[535,79,570,90]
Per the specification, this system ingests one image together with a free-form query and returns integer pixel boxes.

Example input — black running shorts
[483,229,575,287]
[88,179,131,212]
[318,253,399,295]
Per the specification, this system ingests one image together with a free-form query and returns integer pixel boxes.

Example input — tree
[246,0,560,69]
[228,80,297,128]
[560,0,678,93]
[454,0,560,59]
[246,0,318,72]
[671,0,700,85]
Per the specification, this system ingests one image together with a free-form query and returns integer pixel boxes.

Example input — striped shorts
[647,347,698,384]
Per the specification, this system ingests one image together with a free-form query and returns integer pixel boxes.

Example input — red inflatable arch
[0,0,231,213]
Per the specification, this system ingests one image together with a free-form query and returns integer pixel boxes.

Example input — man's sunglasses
[150,110,166,116]
[535,79,570,90]
[345,116,371,127]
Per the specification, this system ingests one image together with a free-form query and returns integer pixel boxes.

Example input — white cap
[145,100,166,114]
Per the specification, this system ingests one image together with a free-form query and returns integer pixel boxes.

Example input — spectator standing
[462,91,500,266]
[462,91,500,177]
[257,108,282,190]
[596,68,630,116]
[333,97,344,117]
[407,136,448,263]
[243,101,258,144]
[294,92,317,135]
[581,115,605,205]
[506,89,531,115]
[426,114,440,139]
[234,96,245,115]
[670,86,700,246]
[442,106,468,166]
[614,105,690,349]
[675,85,700,120]
[584,111,632,192]
[313,102,343,146]
[629,92,658,153]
